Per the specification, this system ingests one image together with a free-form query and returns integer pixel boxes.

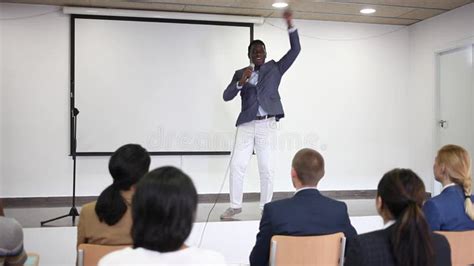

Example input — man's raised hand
[283,9,294,29]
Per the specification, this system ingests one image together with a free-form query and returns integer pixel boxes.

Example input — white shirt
[441,182,456,193]
[236,70,268,116]
[99,247,227,266]
[294,186,318,195]
[383,220,396,229]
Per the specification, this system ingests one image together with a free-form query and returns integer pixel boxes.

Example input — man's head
[291,148,325,189]
[248,40,266,67]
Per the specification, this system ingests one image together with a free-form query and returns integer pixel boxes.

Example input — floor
[7,199,380,265]
[5,199,377,228]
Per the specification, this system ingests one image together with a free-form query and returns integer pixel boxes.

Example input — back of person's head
[132,166,197,252]
[378,168,433,266]
[291,148,325,186]
[436,144,474,220]
[95,144,150,226]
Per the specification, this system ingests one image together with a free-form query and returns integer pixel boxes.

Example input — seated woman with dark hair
[99,166,226,265]
[77,144,150,246]
[423,144,474,231]
[345,168,451,266]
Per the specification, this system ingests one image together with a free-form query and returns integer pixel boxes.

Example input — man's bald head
[292,148,325,186]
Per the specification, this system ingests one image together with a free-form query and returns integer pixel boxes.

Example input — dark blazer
[345,225,451,266]
[423,185,474,231]
[223,30,301,127]
[249,189,357,266]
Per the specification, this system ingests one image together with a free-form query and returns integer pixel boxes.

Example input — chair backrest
[77,244,130,266]
[269,232,346,266]
[435,230,474,265]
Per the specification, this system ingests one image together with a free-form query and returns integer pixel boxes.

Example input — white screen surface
[74,18,250,152]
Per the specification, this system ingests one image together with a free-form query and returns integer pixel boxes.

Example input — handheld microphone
[246,63,255,83]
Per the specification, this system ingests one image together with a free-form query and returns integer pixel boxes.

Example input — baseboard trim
[1,190,381,208]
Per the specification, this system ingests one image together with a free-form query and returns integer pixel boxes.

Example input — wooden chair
[77,244,129,266]
[269,232,346,266]
[435,230,474,266]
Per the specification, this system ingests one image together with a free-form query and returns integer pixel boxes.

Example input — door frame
[434,42,474,195]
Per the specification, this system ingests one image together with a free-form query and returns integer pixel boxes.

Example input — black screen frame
[70,14,254,156]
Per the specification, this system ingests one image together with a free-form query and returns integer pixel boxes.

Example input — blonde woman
[423,144,474,231]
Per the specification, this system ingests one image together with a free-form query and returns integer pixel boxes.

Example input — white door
[437,45,474,195]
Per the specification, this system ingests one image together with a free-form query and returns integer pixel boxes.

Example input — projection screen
[72,15,252,154]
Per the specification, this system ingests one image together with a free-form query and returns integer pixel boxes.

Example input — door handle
[439,120,448,128]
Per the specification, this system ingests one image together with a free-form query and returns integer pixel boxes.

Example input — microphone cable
[198,126,240,247]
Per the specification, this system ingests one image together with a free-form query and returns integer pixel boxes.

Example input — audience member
[99,166,226,265]
[423,144,474,231]
[0,200,28,266]
[345,168,451,266]
[249,148,357,266]
[77,144,150,246]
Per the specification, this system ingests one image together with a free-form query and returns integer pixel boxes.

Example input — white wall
[1,4,73,197]
[0,7,3,196]
[258,18,411,191]
[2,2,472,198]
[407,3,474,193]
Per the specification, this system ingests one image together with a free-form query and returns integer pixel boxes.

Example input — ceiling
[1,0,473,25]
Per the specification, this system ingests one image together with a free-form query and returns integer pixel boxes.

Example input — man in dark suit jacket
[249,148,357,266]
[223,11,300,126]
[220,10,301,220]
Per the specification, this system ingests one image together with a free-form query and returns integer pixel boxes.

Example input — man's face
[249,44,266,66]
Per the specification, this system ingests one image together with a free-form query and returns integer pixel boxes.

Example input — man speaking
[221,10,301,220]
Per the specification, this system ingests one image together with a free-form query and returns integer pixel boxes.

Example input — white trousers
[229,117,277,209]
